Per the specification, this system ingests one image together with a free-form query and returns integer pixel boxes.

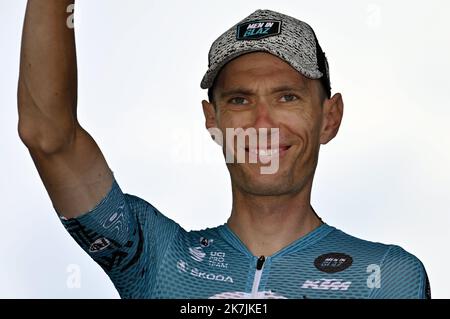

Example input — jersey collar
[217,223,335,259]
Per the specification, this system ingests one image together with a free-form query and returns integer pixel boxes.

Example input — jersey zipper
[251,255,266,298]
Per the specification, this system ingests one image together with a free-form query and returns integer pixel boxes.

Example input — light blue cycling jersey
[60,178,430,299]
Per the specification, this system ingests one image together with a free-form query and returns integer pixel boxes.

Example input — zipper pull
[256,255,266,270]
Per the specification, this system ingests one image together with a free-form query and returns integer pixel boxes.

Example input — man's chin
[237,180,293,196]
[231,168,294,196]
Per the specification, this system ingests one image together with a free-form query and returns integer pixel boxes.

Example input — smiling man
[18,2,429,299]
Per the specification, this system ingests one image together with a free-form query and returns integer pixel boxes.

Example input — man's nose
[251,98,277,129]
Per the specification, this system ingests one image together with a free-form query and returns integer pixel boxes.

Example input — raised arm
[18,0,113,218]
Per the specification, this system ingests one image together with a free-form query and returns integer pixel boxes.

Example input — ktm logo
[301,279,351,291]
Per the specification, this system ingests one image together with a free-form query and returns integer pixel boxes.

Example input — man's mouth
[244,145,292,158]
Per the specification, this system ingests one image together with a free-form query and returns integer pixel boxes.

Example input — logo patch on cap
[236,20,282,40]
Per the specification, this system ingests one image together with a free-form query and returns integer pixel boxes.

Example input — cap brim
[200,48,323,89]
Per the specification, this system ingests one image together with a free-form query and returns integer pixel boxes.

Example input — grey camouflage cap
[200,9,331,98]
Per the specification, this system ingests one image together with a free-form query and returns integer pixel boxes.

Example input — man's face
[202,52,342,196]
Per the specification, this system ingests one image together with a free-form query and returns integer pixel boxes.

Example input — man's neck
[227,181,323,257]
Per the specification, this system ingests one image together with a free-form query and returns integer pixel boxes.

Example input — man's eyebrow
[218,88,255,99]
[270,85,309,94]
[218,85,309,99]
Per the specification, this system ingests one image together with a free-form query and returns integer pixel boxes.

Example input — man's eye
[229,97,248,105]
[280,94,298,102]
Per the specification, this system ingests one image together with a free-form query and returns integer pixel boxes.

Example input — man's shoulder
[326,226,430,298]
[329,226,421,261]
[327,226,424,265]
[323,225,391,254]
[182,225,225,242]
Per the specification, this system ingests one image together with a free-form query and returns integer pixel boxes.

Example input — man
[18,1,430,299]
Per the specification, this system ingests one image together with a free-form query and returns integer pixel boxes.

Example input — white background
[1,0,449,298]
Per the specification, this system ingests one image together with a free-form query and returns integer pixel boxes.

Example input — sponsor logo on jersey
[177,259,189,273]
[209,290,287,299]
[200,237,212,247]
[314,252,353,273]
[189,247,207,262]
[89,237,111,253]
[301,279,352,291]
[188,242,228,268]
[208,251,228,269]
[102,204,127,234]
[177,259,234,283]
[191,268,233,283]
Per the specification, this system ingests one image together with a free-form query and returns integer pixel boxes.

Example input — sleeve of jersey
[369,245,431,299]
[58,178,181,298]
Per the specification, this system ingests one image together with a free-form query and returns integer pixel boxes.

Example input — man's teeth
[248,149,280,156]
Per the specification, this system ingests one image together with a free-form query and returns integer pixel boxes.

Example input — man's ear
[320,93,344,145]
[202,100,223,146]
[202,100,217,130]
